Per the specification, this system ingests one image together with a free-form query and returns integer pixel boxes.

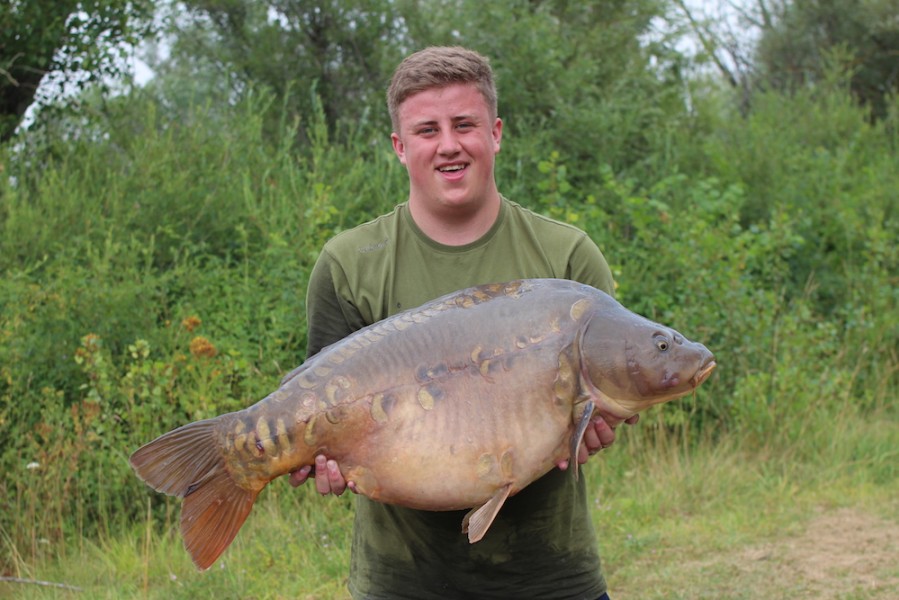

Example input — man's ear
[391,132,407,165]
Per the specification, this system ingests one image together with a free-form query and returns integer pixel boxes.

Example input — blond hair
[387,46,498,132]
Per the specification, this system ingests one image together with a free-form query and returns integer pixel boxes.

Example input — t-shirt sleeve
[567,234,616,297]
[305,249,368,359]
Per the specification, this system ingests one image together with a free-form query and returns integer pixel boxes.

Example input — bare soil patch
[615,507,898,599]
[736,507,899,598]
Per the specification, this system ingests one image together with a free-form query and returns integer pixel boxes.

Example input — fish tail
[130,418,260,570]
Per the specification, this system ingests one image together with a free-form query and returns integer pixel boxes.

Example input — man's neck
[408,193,502,246]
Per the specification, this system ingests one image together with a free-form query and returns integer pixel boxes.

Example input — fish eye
[655,336,670,351]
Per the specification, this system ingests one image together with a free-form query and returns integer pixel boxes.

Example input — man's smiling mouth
[438,164,466,172]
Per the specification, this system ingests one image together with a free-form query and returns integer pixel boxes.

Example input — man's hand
[289,455,356,496]
[557,414,640,471]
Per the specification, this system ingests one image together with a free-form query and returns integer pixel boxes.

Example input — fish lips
[690,358,717,388]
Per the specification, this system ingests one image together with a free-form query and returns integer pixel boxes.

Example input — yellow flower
[181,316,202,332]
[189,336,218,359]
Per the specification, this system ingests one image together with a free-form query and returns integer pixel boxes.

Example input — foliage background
[1,0,896,596]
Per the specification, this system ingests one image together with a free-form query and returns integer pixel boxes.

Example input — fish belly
[320,344,575,510]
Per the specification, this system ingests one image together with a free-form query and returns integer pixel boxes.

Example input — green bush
[1,79,896,571]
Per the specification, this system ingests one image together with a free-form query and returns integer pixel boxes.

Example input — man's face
[391,83,502,214]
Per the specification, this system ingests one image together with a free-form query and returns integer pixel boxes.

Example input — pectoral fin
[569,400,595,481]
[461,483,513,543]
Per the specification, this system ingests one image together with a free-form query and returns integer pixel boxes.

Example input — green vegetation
[1,0,897,597]
[0,0,156,142]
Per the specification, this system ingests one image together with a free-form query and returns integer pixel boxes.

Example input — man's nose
[437,129,461,154]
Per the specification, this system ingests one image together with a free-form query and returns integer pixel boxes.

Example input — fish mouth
[691,359,717,388]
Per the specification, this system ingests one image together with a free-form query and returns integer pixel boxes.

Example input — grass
[595,411,899,599]
[3,75,896,599]
[3,409,896,599]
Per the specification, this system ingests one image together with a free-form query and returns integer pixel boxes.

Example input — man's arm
[290,251,362,495]
[566,234,616,296]
[304,250,368,359]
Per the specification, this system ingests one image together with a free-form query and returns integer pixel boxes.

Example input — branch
[0,576,82,591]
[672,0,739,88]
[727,0,765,29]
[756,0,776,29]
[0,68,18,86]
[0,53,23,85]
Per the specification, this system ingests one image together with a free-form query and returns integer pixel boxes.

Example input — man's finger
[326,459,347,496]
[314,455,332,495]
[582,424,601,453]
[577,441,590,464]
[289,464,312,487]
[593,417,616,448]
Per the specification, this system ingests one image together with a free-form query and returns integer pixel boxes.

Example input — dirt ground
[740,507,898,598]
[614,506,898,599]
[694,507,898,598]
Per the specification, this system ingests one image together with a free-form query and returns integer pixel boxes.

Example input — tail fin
[130,418,260,570]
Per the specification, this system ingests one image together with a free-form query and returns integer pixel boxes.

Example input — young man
[290,46,634,599]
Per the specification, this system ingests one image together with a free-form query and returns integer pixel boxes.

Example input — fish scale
[130,278,716,570]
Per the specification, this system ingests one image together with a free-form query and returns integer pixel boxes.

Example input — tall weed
[0,90,410,566]
[1,79,895,576]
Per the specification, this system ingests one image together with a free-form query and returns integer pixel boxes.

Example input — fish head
[580,303,716,418]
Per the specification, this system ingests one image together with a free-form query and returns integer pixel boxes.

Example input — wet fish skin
[129,278,716,570]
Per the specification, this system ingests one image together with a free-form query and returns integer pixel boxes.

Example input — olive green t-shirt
[305,198,614,599]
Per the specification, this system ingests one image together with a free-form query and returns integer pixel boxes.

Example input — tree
[149,0,691,171]
[403,0,691,176]
[754,0,899,119]
[674,0,899,119]
[151,0,407,139]
[0,0,155,142]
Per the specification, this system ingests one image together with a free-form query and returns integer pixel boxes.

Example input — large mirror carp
[130,278,716,570]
